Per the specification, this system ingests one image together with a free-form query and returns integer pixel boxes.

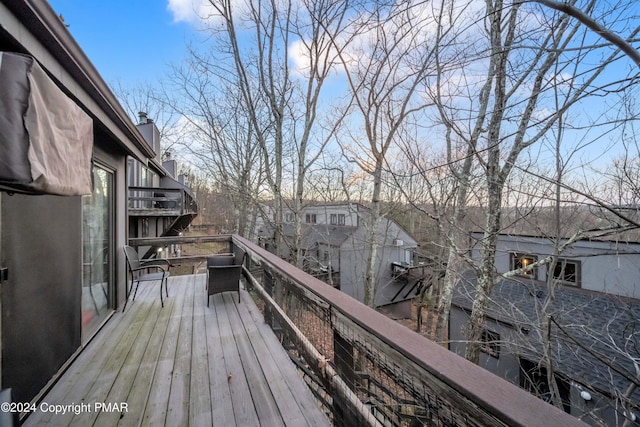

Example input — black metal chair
[206,247,245,306]
[123,246,171,311]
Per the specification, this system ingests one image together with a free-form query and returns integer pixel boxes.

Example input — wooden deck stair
[24,274,330,426]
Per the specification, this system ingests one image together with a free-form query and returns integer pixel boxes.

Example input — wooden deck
[24,274,331,427]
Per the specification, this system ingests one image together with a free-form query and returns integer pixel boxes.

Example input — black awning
[0,52,92,196]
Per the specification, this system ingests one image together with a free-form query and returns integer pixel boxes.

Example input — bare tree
[422,0,640,364]
[529,0,640,67]
[161,60,264,237]
[332,1,447,307]
[194,0,352,265]
[111,81,183,156]
[600,95,640,211]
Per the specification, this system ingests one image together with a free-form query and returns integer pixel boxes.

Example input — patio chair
[206,247,245,306]
[123,246,171,311]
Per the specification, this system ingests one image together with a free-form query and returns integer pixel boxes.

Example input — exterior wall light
[572,382,592,402]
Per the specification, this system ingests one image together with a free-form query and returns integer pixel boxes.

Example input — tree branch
[529,0,640,67]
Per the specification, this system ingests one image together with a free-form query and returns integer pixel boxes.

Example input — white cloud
[288,39,309,76]
[167,0,199,24]
[288,37,351,80]
[167,0,220,26]
[167,0,254,27]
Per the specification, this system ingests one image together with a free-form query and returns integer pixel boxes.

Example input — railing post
[333,330,355,391]
[333,321,359,427]
[262,267,275,330]
[332,335,360,425]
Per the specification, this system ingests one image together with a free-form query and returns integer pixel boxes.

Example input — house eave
[0,0,154,163]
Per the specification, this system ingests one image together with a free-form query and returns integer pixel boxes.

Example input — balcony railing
[128,186,197,217]
[128,234,586,427]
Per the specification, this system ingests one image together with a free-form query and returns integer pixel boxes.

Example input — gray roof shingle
[453,271,640,402]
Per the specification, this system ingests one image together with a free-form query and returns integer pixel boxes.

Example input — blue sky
[48,1,195,86]
[45,0,635,172]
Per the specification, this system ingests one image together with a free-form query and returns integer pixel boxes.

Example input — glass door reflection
[82,166,114,341]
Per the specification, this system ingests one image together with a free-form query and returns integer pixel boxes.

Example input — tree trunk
[434,164,472,342]
[364,158,384,307]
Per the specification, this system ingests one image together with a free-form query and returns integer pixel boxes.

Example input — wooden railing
[128,234,587,427]
[127,186,197,216]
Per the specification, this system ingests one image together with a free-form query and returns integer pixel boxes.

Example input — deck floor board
[238,296,323,426]
[205,289,236,426]
[116,275,177,427]
[214,293,260,427]
[165,273,195,427]
[23,274,330,427]
[222,293,284,427]
[141,273,189,426]
[189,274,214,427]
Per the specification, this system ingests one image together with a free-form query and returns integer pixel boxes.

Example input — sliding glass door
[82,165,114,340]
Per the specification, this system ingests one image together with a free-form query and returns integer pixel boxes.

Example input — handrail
[243,265,383,427]
[128,234,587,427]
[127,186,197,215]
[231,235,586,427]
[129,235,231,246]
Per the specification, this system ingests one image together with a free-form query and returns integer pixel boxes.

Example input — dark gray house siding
[0,0,156,403]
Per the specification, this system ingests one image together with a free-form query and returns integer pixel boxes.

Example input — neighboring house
[0,1,179,403]
[127,112,197,258]
[258,203,424,312]
[450,232,640,426]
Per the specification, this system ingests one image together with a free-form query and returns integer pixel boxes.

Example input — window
[141,167,152,208]
[330,214,345,225]
[404,250,413,265]
[551,259,580,287]
[127,158,134,186]
[520,359,571,413]
[285,213,294,223]
[511,253,538,279]
[305,213,317,224]
[82,165,114,341]
[480,329,500,358]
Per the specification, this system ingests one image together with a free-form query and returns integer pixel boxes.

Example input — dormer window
[511,253,538,279]
[330,214,345,225]
[551,259,580,287]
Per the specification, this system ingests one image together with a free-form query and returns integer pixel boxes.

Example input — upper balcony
[128,186,198,218]
[25,235,586,427]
